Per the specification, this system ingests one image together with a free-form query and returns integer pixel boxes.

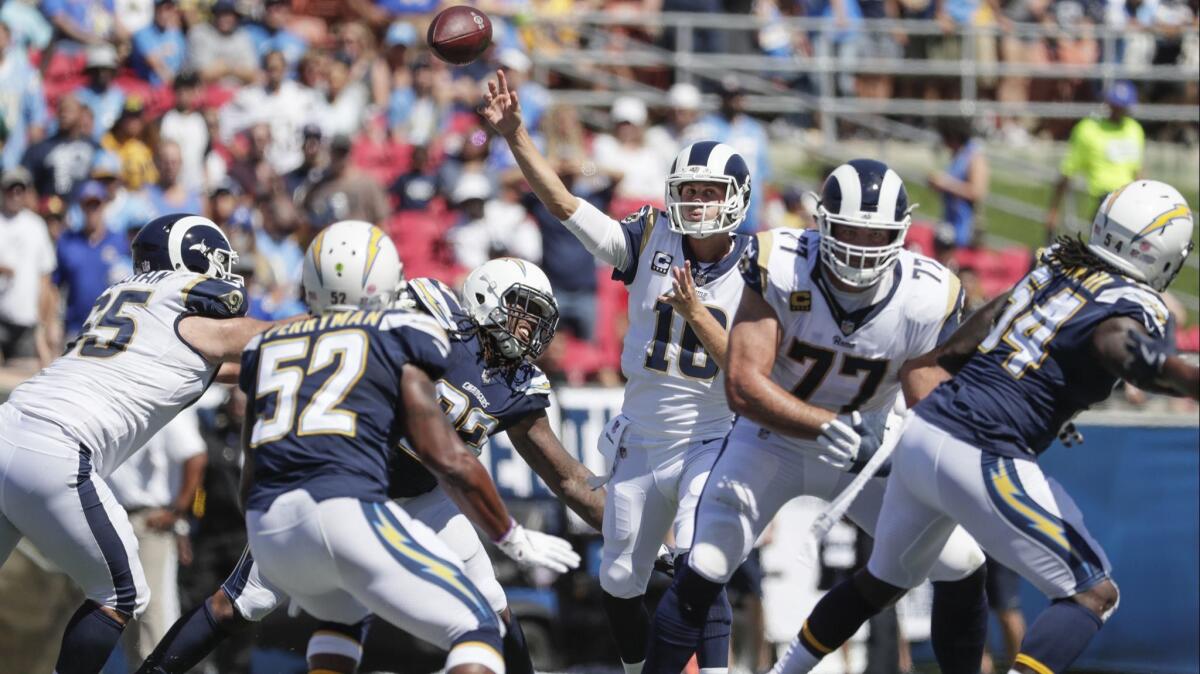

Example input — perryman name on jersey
[917,261,1172,459]
[240,307,452,512]
[388,277,553,498]
[611,205,752,441]
[730,228,964,455]
[5,270,246,477]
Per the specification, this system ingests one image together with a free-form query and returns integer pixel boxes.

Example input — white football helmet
[817,159,914,288]
[461,258,559,361]
[1087,180,1195,292]
[302,220,405,313]
[664,140,752,238]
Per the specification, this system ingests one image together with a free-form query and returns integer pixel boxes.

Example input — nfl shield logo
[840,320,855,335]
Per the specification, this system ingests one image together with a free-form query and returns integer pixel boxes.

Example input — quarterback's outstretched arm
[508,409,606,531]
[725,289,836,438]
[482,70,630,269]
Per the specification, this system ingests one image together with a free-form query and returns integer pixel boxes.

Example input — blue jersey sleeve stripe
[409,278,459,332]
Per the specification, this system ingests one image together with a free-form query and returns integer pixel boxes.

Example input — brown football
[426,5,493,65]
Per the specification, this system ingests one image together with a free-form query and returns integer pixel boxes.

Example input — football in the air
[427,5,493,65]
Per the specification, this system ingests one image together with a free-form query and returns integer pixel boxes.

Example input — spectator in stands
[108,408,207,667]
[40,0,127,52]
[255,194,306,317]
[1045,81,1144,238]
[102,96,157,190]
[132,0,186,86]
[337,19,391,109]
[438,120,492,200]
[74,44,124,142]
[159,70,208,192]
[302,133,389,227]
[319,53,370,139]
[224,50,322,175]
[388,143,440,211]
[855,0,904,101]
[22,94,99,199]
[803,0,864,97]
[446,171,541,270]
[690,78,770,230]
[0,19,48,170]
[389,55,450,146]
[84,150,152,234]
[646,82,704,165]
[285,123,326,200]
[187,0,258,86]
[0,166,58,367]
[662,0,725,54]
[1,2,52,51]
[929,117,988,247]
[380,20,417,104]
[144,139,203,216]
[206,177,252,246]
[225,122,277,200]
[54,179,128,339]
[594,96,667,208]
[244,0,307,72]
[497,48,549,133]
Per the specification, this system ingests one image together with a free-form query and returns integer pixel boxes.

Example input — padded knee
[687,495,749,585]
[600,553,649,599]
[926,532,986,584]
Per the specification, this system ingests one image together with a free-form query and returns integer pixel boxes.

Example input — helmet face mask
[817,159,913,288]
[665,141,751,238]
[462,259,559,365]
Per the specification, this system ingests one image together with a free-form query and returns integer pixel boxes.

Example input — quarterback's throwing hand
[496,522,581,573]
[660,262,703,322]
[817,411,882,470]
[481,69,522,136]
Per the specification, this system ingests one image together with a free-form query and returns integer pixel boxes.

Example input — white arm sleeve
[559,197,630,270]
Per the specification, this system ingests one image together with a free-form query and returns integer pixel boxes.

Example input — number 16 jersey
[734,228,964,454]
[613,207,751,441]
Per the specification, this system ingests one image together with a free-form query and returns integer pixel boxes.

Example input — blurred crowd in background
[0,0,1195,387]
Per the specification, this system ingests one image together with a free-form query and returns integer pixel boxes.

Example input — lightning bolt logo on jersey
[917,258,1172,459]
[731,228,964,454]
[388,278,553,498]
[613,205,752,440]
[5,269,246,477]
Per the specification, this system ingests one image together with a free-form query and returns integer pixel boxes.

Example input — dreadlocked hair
[1043,235,1125,279]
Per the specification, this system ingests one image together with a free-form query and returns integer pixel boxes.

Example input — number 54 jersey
[735,228,964,453]
[5,270,247,477]
[614,207,752,441]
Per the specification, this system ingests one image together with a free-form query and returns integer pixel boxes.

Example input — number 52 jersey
[5,270,247,477]
[735,228,964,453]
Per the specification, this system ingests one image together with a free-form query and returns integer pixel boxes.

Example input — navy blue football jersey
[240,308,452,511]
[917,262,1172,459]
[388,278,553,497]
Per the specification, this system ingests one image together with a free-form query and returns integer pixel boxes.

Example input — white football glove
[816,411,883,471]
[495,522,581,574]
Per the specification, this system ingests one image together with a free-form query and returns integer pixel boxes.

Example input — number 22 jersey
[613,207,752,441]
[6,270,246,477]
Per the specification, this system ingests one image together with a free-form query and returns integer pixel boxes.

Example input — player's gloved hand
[1124,328,1169,383]
[1057,421,1084,447]
[817,411,883,471]
[496,521,581,574]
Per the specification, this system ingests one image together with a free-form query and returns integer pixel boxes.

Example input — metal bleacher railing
[516,12,1200,307]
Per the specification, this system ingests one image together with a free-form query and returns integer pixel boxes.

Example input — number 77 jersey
[738,228,964,451]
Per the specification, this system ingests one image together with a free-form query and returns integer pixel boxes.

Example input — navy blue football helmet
[665,140,752,238]
[817,158,914,287]
[131,214,240,281]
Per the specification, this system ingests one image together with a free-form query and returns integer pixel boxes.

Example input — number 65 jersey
[734,228,964,453]
[614,207,752,441]
[5,270,246,477]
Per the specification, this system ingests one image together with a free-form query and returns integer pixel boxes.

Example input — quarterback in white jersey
[645,160,987,674]
[485,70,748,674]
[0,214,269,674]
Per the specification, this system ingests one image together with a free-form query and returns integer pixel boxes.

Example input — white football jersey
[6,269,246,477]
[615,207,751,440]
[733,228,964,453]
